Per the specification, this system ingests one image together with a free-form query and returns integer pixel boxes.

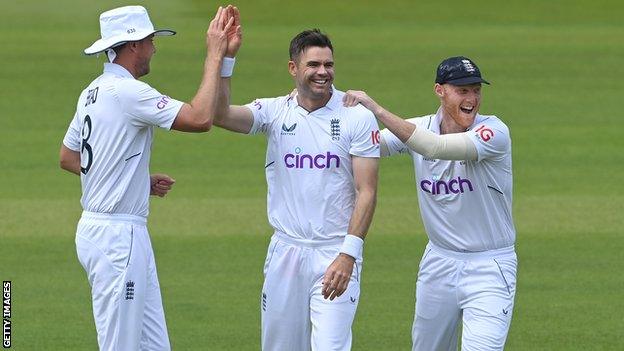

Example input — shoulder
[249,94,290,110]
[472,114,510,137]
[343,103,376,122]
[116,77,154,96]
[407,115,434,128]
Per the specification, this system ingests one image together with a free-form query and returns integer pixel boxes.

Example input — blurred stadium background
[1,0,623,349]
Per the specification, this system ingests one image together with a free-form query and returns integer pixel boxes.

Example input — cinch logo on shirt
[156,95,170,110]
[420,176,474,195]
[284,149,340,169]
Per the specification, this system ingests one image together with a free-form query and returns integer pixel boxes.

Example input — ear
[127,41,139,53]
[288,60,297,77]
[434,83,444,98]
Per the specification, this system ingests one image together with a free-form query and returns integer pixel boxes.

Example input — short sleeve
[380,117,422,156]
[118,79,184,130]
[63,111,81,151]
[380,128,408,156]
[348,107,380,158]
[467,117,511,161]
[245,98,277,135]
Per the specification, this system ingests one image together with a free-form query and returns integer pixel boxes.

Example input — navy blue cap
[435,56,490,86]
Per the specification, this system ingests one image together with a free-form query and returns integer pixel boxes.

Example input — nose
[467,91,480,103]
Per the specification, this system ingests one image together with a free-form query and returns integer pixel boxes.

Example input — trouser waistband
[427,242,515,260]
[273,231,344,248]
[80,211,147,225]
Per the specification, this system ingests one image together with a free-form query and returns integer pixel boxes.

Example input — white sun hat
[84,5,175,55]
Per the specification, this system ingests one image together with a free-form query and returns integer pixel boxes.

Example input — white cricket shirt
[63,63,183,217]
[246,88,380,241]
[382,109,515,251]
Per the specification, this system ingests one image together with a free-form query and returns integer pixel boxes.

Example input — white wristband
[221,57,236,77]
[340,234,364,261]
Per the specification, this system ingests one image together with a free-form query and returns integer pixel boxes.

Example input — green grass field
[2,0,623,349]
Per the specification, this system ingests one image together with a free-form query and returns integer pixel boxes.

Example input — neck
[114,57,140,79]
[296,90,331,113]
[439,108,468,135]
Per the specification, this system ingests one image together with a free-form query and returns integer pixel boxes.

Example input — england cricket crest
[330,118,340,141]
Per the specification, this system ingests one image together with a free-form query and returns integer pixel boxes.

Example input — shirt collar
[103,63,134,78]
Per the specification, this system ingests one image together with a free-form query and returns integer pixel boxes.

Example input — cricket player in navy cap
[343,56,517,350]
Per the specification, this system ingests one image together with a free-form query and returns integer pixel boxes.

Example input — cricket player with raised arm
[59,6,234,350]
[212,7,379,351]
[344,56,517,350]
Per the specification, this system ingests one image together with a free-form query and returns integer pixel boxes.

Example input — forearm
[61,162,80,175]
[215,74,231,125]
[59,145,81,175]
[371,106,416,143]
[188,54,223,128]
[405,127,478,161]
[346,187,377,240]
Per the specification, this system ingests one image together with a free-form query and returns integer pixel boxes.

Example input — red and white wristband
[340,234,364,260]
[221,57,236,77]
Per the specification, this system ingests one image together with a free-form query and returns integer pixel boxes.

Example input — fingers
[213,6,223,26]
[323,272,349,301]
[217,6,226,29]
[322,260,353,301]
[343,91,358,107]
[223,15,234,32]
[233,6,240,26]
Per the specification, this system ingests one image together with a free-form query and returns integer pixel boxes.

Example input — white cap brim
[83,29,175,55]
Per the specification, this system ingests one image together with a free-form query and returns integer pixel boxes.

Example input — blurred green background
[1,0,623,349]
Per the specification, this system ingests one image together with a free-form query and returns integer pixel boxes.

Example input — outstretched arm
[343,90,477,161]
[213,5,256,134]
[171,6,233,132]
[322,156,378,300]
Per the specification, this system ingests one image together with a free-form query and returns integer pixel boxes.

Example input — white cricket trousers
[412,242,517,351]
[75,211,170,351]
[261,232,362,351]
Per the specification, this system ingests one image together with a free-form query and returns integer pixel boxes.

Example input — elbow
[421,149,437,159]
[191,112,213,132]
[59,157,71,171]
[197,120,213,132]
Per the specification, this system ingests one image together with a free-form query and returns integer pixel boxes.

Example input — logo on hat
[461,59,476,72]
[435,56,490,86]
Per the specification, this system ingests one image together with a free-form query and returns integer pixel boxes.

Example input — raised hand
[225,5,242,58]
[343,90,383,115]
[207,6,235,57]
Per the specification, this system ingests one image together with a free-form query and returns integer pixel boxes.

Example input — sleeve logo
[156,95,170,110]
[475,125,493,141]
[371,130,380,145]
[253,100,262,110]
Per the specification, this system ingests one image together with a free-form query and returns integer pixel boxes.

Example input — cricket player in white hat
[210,7,380,350]
[59,5,238,350]
[343,56,517,350]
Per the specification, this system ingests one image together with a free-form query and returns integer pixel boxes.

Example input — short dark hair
[289,29,333,61]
